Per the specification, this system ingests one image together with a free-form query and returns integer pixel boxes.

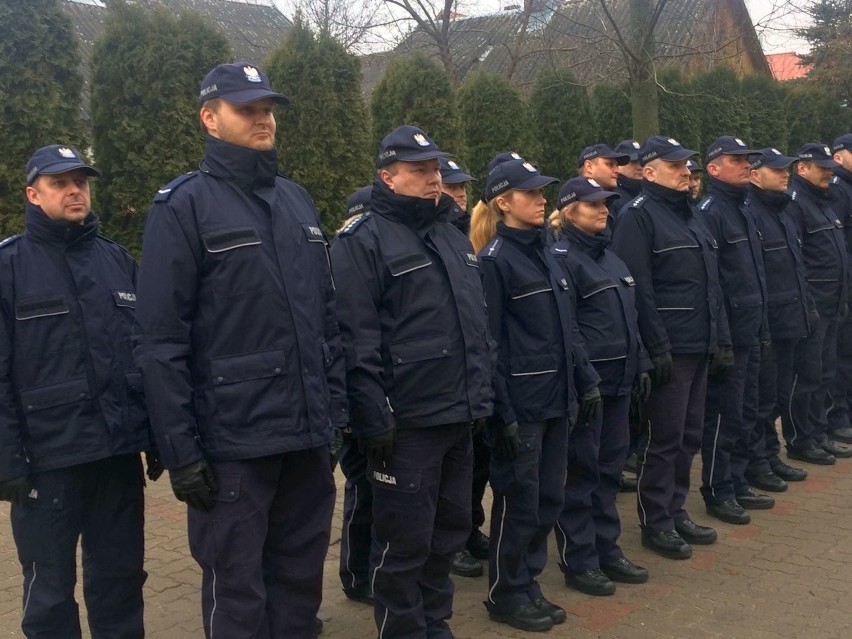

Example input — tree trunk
[629,0,660,139]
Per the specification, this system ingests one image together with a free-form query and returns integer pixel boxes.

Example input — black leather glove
[709,346,735,380]
[0,476,32,507]
[493,421,520,460]
[650,352,673,387]
[330,428,344,471]
[169,460,218,512]
[358,429,395,467]
[144,450,164,482]
[807,309,820,336]
[578,387,602,425]
[632,372,652,403]
[471,418,486,436]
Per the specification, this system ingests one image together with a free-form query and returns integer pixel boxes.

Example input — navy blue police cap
[484,158,557,200]
[199,62,289,105]
[796,142,839,168]
[345,186,372,218]
[577,143,630,168]
[487,152,525,175]
[686,159,704,173]
[376,125,450,168]
[614,139,642,162]
[750,147,797,170]
[26,145,101,186]
[832,134,852,153]
[557,176,619,209]
[639,136,698,166]
[705,136,760,163]
[439,158,476,184]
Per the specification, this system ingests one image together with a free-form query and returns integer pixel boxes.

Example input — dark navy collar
[25,203,99,249]
[370,176,453,230]
[496,221,543,249]
[560,221,609,258]
[708,177,747,202]
[200,135,278,192]
[617,174,642,197]
[747,184,790,210]
[642,180,692,215]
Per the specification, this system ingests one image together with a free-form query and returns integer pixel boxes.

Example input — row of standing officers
[0,60,851,639]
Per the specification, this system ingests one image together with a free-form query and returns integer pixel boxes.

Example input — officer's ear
[642,163,657,183]
[494,192,513,214]
[379,165,398,191]
[25,183,41,206]
[706,161,722,178]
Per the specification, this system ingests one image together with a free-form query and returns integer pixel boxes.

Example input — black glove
[709,346,735,380]
[760,341,772,359]
[471,418,486,436]
[358,429,395,467]
[493,421,520,460]
[169,460,218,512]
[807,309,820,336]
[144,450,164,482]
[650,352,673,387]
[578,387,602,425]
[632,372,652,403]
[0,476,32,508]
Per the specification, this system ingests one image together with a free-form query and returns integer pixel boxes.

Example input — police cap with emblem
[577,143,630,168]
[686,159,704,173]
[26,145,101,186]
[639,136,698,166]
[557,176,619,209]
[484,158,557,200]
[796,142,840,168]
[345,186,372,218]
[199,61,289,105]
[832,134,852,154]
[705,136,760,163]
[750,147,797,170]
[376,125,450,169]
[614,139,642,162]
[439,157,476,184]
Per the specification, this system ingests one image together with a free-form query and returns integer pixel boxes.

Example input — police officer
[784,143,850,464]
[612,139,643,206]
[745,148,811,486]
[827,134,852,444]
[578,143,630,190]
[0,145,158,638]
[698,136,774,525]
[471,156,595,632]
[133,62,347,638]
[440,157,476,235]
[549,177,651,596]
[330,125,493,638]
[611,136,727,559]
[687,159,704,204]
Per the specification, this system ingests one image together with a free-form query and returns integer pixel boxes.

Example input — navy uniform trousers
[188,448,334,639]
[828,316,852,437]
[369,423,472,639]
[486,417,569,612]
[789,315,838,450]
[701,345,761,504]
[637,355,708,532]
[471,429,490,535]
[11,455,145,639]
[751,339,799,466]
[555,395,630,574]
[339,430,372,595]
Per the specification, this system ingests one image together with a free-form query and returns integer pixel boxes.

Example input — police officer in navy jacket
[330,126,493,639]
[746,148,812,486]
[133,63,347,638]
[0,145,158,638]
[549,177,651,597]
[612,136,729,560]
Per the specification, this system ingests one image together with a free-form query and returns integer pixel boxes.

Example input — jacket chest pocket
[201,227,271,298]
[579,279,618,299]
[15,295,74,356]
[762,239,787,253]
[387,253,432,277]
[509,279,551,300]
[651,237,699,254]
[803,211,837,234]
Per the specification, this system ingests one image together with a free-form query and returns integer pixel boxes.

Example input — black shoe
[706,499,751,524]
[769,455,808,481]
[488,602,554,632]
[745,470,787,492]
[623,452,638,474]
[565,568,616,596]
[620,474,638,492]
[829,426,852,444]
[674,519,718,544]
[787,446,836,466]
[534,597,567,624]
[736,487,775,510]
[601,557,648,584]
[819,437,852,458]
[467,529,490,560]
[641,528,692,559]
[342,584,374,605]
[450,549,482,578]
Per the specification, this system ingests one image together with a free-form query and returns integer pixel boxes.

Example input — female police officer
[471,156,600,632]
[549,177,652,596]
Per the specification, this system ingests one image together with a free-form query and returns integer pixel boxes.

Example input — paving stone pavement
[2,444,852,638]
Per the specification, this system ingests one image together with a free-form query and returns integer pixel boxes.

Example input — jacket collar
[370,176,453,230]
[200,135,278,192]
[791,174,832,201]
[617,174,642,198]
[747,184,790,210]
[560,221,608,258]
[25,204,99,249]
[708,176,747,203]
[642,180,692,216]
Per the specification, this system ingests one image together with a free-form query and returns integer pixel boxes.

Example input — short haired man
[612,139,643,204]
[331,125,493,637]
[133,62,347,637]
[578,143,630,191]
[612,136,728,560]
[687,159,704,204]
[0,145,158,638]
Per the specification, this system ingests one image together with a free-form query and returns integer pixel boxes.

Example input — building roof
[765,52,812,81]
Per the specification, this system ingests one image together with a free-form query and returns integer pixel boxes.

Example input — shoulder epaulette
[831,176,839,184]
[481,237,502,259]
[337,211,371,236]
[95,234,130,251]
[698,195,714,211]
[790,190,798,201]
[628,194,647,209]
[0,234,22,250]
[153,172,200,202]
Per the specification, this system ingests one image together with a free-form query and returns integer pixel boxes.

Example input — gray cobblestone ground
[1,444,852,638]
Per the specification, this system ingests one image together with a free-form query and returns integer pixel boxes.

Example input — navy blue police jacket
[133,137,348,470]
[746,185,813,340]
[611,180,730,357]
[830,167,852,295]
[329,178,493,438]
[697,178,769,347]
[551,224,652,396]
[0,207,150,482]
[786,175,848,318]
[610,175,642,227]
[479,223,598,425]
